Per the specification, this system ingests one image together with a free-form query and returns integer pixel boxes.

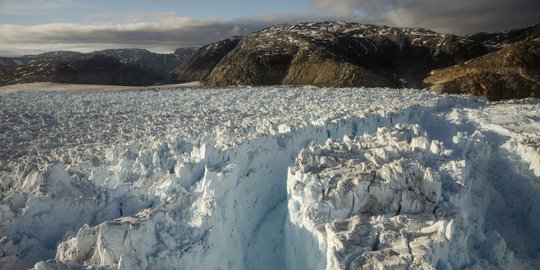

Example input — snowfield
[0,86,539,270]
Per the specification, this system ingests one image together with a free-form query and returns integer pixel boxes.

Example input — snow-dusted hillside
[0,87,539,269]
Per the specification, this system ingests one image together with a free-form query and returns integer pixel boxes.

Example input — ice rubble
[0,87,538,269]
[284,124,535,269]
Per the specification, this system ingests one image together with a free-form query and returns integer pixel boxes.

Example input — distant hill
[93,48,197,75]
[0,55,165,86]
[0,48,197,86]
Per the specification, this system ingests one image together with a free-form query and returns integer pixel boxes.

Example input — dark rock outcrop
[172,36,243,82]
[192,22,487,88]
[424,38,540,100]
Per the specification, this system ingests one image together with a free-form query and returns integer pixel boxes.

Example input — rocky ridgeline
[467,23,540,49]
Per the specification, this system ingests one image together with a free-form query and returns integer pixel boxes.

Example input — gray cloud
[310,0,407,16]
[0,16,272,56]
[395,0,540,34]
[0,12,348,56]
[311,0,540,34]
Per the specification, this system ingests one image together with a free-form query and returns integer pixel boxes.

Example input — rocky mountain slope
[172,36,242,82]
[177,22,487,88]
[424,38,540,100]
[0,48,197,86]
[173,21,539,100]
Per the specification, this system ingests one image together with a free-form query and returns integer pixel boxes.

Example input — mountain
[0,48,197,86]
[424,37,540,100]
[176,22,487,88]
[91,48,196,75]
[0,51,84,69]
[172,36,242,82]
[173,47,199,61]
[467,23,540,48]
[0,55,164,86]
[0,57,21,69]
[2,21,539,99]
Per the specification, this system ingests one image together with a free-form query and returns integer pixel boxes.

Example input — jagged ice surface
[0,87,538,269]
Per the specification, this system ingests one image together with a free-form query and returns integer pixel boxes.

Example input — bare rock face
[201,22,486,88]
[424,38,540,100]
[172,36,243,82]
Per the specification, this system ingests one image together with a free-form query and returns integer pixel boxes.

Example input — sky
[0,0,539,56]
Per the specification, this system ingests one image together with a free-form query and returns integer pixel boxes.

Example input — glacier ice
[0,87,539,269]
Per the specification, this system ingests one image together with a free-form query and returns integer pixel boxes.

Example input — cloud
[394,0,540,34]
[0,11,350,56]
[0,15,273,56]
[310,0,540,34]
[310,0,406,17]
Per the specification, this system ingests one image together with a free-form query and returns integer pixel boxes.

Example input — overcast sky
[1,0,539,56]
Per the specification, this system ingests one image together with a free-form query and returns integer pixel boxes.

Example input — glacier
[0,87,538,269]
